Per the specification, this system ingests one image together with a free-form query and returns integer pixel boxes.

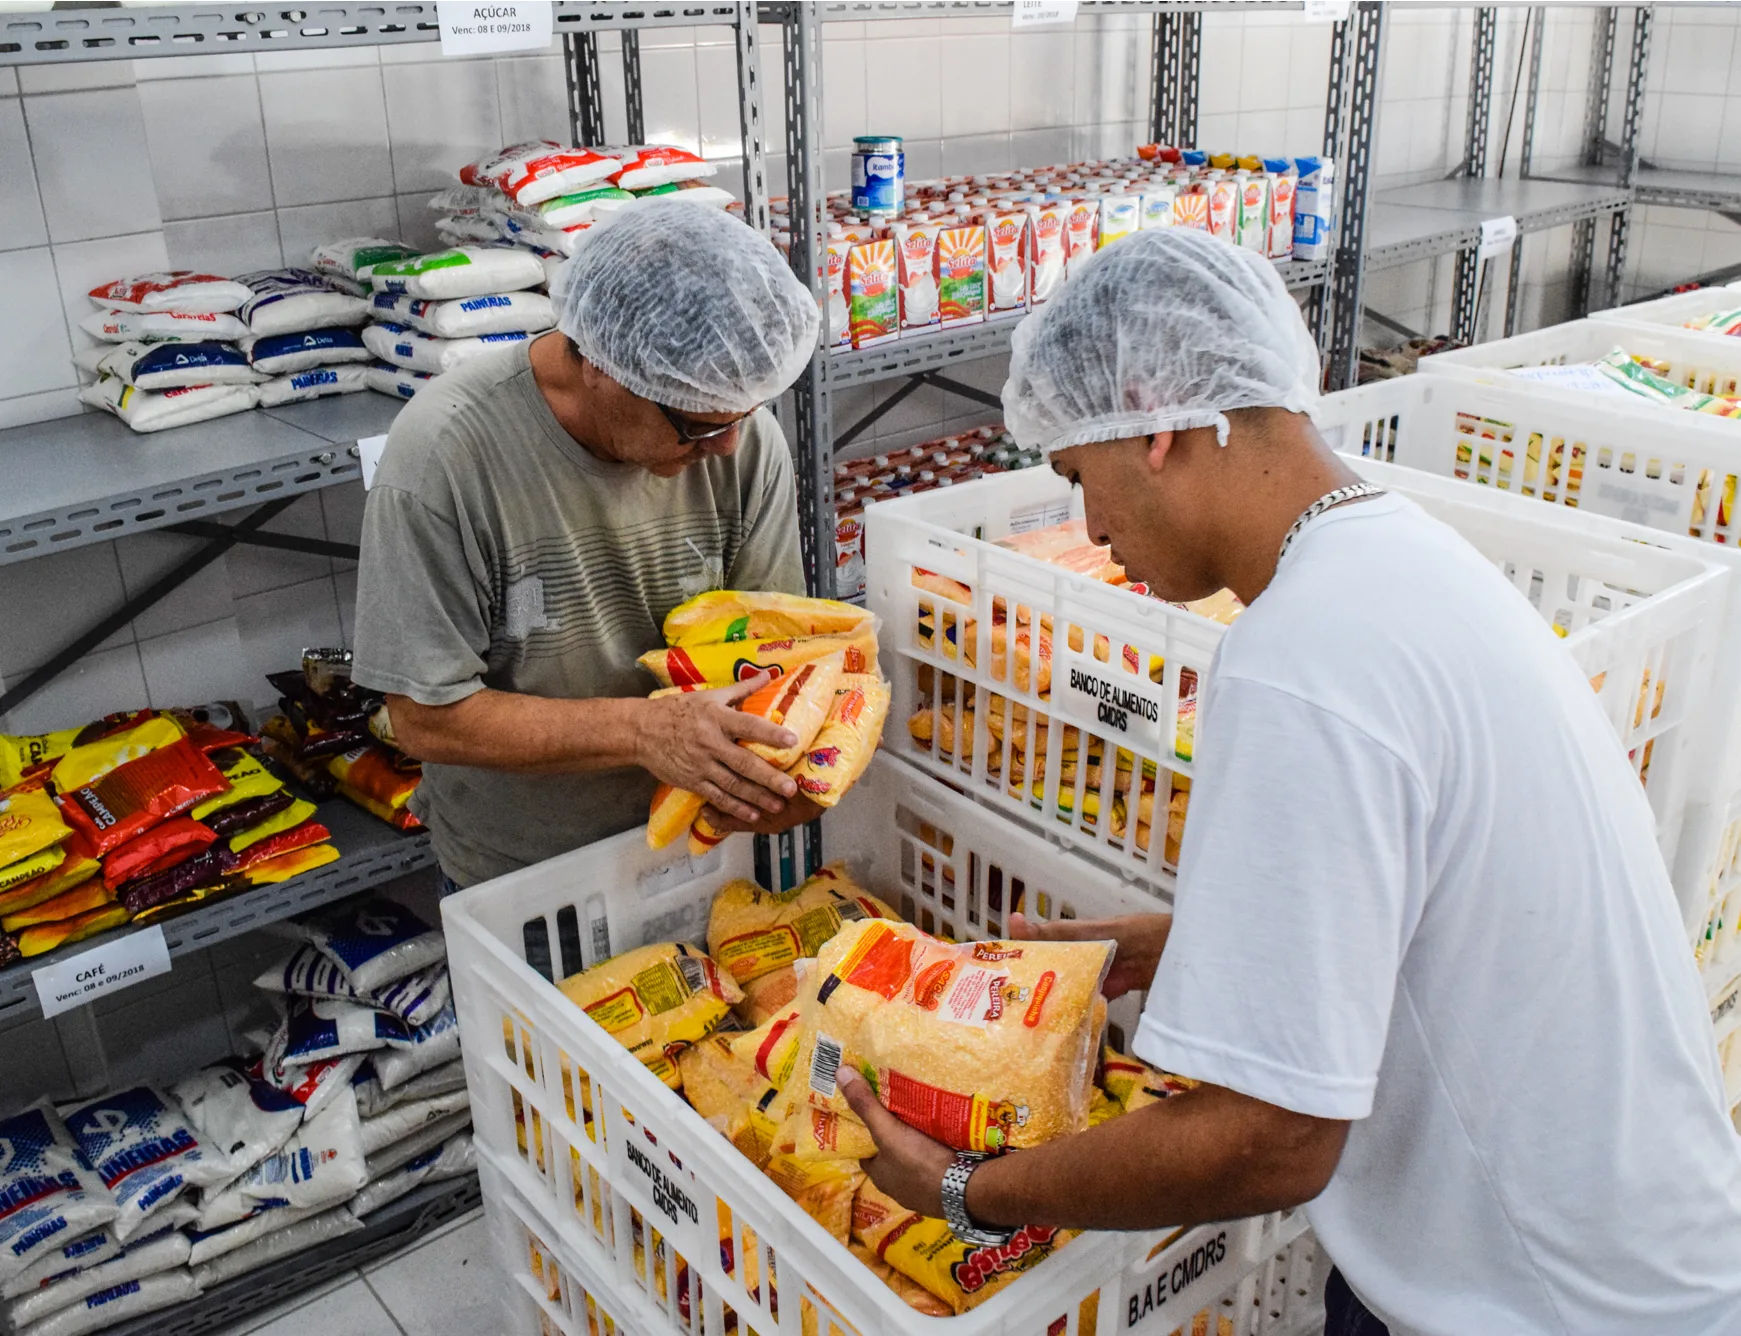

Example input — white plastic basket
[444,755,1309,1336]
[1594,283,1741,351]
[1316,373,1741,976]
[864,456,1727,900]
[1417,316,1741,405]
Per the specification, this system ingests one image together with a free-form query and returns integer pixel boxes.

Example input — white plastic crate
[864,455,1727,901]
[1316,373,1741,966]
[1595,283,1741,350]
[1417,316,1741,406]
[444,755,1303,1336]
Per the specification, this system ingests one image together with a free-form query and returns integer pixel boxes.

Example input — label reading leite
[33,926,170,1019]
[1013,0,1079,25]
[1056,645,1169,753]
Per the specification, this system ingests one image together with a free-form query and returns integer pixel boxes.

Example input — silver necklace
[1277,481,1385,561]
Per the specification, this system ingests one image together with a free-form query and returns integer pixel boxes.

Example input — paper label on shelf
[33,926,170,1019]
[1301,0,1353,22]
[359,434,389,490]
[1013,0,1080,27]
[1478,214,1519,258]
[436,1,553,56]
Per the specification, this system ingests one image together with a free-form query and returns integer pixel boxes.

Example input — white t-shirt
[1134,494,1741,1336]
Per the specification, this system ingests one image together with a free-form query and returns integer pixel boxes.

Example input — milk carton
[1064,198,1098,276]
[1025,198,1068,306]
[1235,173,1268,252]
[1293,157,1336,260]
[1263,159,1297,260]
[1172,183,1209,231]
[1208,176,1239,241]
[936,225,987,328]
[982,206,1029,313]
[1138,182,1178,229]
[846,239,899,348]
[825,227,850,349]
[893,220,941,335]
[1097,194,1141,249]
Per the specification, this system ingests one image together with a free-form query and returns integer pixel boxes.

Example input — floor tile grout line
[361,1271,412,1336]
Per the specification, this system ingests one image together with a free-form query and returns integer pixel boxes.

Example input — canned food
[852,136,905,214]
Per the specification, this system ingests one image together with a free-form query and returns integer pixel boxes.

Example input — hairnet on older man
[1002,227,1321,455]
[551,199,821,414]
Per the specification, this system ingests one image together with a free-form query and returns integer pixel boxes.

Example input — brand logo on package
[625,1137,699,1229]
[1125,1228,1230,1330]
[1058,647,1167,753]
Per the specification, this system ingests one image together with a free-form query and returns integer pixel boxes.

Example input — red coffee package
[103,817,218,890]
[58,739,230,856]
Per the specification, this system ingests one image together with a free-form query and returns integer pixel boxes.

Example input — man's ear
[1146,430,1176,472]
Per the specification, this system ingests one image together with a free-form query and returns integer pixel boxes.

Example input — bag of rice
[195,1085,366,1231]
[88,272,251,315]
[435,213,505,246]
[235,268,369,336]
[79,308,249,344]
[634,181,737,210]
[308,238,420,283]
[537,185,635,229]
[189,1205,360,1291]
[0,1232,119,1303]
[253,1052,363,1120]
[352,1056,465,1119]
[0,1102,117,1285]
[366,289,556,339]
[263,996,410,1072]
[362,1110,471,1180]
[78,340,261,390]
[170,1058,305,1189]
[347,1132,473,1219]
[360,245,544,300]
[64,1087,231,1242]
[358,1089,471,1156]
[363,362,435,399]
[256,363,371,407]
[362,321,529,375]
[557,942,741,1089]
[241,327,371,375]
[77,375,258,432]
[600,144,718,191]
[775,920,1112,1157]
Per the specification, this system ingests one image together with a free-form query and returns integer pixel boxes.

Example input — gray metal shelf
[1364,178,1630,273]
[0,2,747,65]
[1534,162,1741,215]
[789,0,1303,17]
[0,799,433,1024]
[0,396,400,567]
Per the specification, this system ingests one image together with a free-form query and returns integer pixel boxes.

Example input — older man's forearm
[387,689,645,773]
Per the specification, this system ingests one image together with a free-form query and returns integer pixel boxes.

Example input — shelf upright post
[564,30,607,148]
[1307,8,1353,356]
[734,0,771,236]
[1149,11,1201,148]
[1569,5,1618,316]
[781,2,830,602]
[622,29,645,144]
[1604,6,1652,310]
[1450,6,1497,346]
[1324,2,1384,391]
[1507,5,1546,336]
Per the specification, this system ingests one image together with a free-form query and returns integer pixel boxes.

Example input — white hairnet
[552,200,820,413]
[1003,227,1320,454]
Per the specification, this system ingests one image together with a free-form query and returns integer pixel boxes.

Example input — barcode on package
[675,954,709,993]
[810,1034,843,1098]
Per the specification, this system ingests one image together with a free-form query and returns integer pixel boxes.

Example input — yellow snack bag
[0,726,81,790]
[779,919,1112,1155]
[0,785,72,870]
[765,1150,863,1244]
[663,590,873,648]
[50,715,184,793]
[638,627,878,690]
[788,675,891,809]
[558,942,743,1089]
[706,865,899,987]
[228,798,318,853]
[190,750,284,820]
[0,853,100,920]
[851,1180,1073,1315]
[16,902,130,957]
[0,845,66,896]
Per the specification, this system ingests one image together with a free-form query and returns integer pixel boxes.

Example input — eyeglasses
[653,399,760,446]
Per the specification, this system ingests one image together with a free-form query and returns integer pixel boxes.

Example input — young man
[352,202,822,890]
[839,227,1741,1334]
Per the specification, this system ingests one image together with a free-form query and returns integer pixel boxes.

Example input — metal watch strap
[941,1152,1015,1247]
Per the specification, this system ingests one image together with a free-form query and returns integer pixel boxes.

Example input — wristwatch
[941,1152,1015,1247]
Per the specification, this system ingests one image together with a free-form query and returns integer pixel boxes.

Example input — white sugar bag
[264,996,411,1071]
[436,214,503,246]
[78,340,261,389]
[352,1057,466,1120]
[189,1206,359,1291]
[0,1233,119,1302]
[185,1202,315,1268]
[240,327,372,375]
[195,1087,366,1232]
[362,322,530,375]
[254,1052,364,1123]
[361,1111,471,1181]
[256,945,450,1028]
[300,897,447,993]
[170,1058,304,1192]
[367,290,555,339]
[256,364,371,407]
[308,238,419,282]
[600,144,718,191]
[350,1133,473,1219]
[79,309,248,344]
[3,1231,189,1332]
[359,1090,471,1157]
[235,268,369,337]
[360,245,544,299]
[0,1103,118,1285]
[62,1088,229,1243]
[363,362,436,400]
[14,1270,199,1336]
[371,999,461,1091]
[78,376,259,432]
[87,271,251,315]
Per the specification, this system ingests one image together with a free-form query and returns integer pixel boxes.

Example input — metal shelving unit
[1365,178,1631,272]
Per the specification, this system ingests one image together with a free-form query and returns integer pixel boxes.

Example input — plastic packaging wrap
[170,1058,305,1190]
[352,1057,466,1120]
[188,1205,360,1291]
[370,1000,461,1090]
[263,995,411,1070]
[63,1088,229,1243]
[0,1103,118,1284]
[349,1132,474,1219]
[2,1231,189,1331]
[0,1233,119,1303]
[256,946,451,1028]
[302,898,446,992]
[358,1089,472,1156]
[194,1087,366,1232]
[15,1269,200,1336]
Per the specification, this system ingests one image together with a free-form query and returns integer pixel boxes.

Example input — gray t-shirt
[351,339,805,886]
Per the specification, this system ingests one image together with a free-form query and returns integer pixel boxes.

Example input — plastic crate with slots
[443,755,1306,1336]
[1315,374,1741,972]
[1416,316,1741,407]
[863,456,1727,898]
[1595,283,1741,349]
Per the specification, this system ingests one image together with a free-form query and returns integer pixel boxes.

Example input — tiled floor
[219,1208,507,1336]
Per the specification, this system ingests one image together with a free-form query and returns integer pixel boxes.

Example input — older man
[841,227,1741,1336]
[353,202,820,890]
